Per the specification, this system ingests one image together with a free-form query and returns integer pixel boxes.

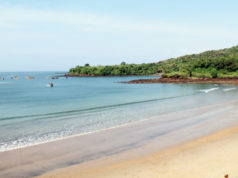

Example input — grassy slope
[159,46,238,78]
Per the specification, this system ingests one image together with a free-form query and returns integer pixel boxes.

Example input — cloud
[0,5,236,38]
[0,5,238,71]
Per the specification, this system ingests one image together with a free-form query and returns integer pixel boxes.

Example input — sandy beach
[39,123,238,178]
[1,99,238,178]
[2,1,238,177]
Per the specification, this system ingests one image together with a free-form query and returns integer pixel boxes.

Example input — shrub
[210,68,218,78]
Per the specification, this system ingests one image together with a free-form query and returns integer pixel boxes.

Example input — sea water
[0,72,238,151]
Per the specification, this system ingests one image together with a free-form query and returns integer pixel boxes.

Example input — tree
[120,61,126,65]
[210,68,218,78]
[69,46,238,78]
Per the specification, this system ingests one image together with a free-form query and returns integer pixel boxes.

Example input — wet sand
[1,100,238,177]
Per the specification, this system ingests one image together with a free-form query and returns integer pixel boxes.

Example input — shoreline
[0,89,219,153]
[0,115,155,153]
[0,97,236,153]
[66,73,159,77]
[123,77,238,85]
[1,99,238,177]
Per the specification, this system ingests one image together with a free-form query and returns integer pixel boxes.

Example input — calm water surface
[0,72,238,151]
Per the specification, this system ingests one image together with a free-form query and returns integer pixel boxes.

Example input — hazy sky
[1,0,238,71]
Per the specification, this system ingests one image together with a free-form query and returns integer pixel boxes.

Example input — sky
[0,0,238,71]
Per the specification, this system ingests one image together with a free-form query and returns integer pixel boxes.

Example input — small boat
[47,82,54,87]
[1,77,4,80]
[25,76,35,79]
[10,76,19,80]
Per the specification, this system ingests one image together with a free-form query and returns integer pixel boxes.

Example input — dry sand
[38,125,238,178]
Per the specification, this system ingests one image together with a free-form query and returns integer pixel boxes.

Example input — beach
[2,1,238,177]
[39,123,238,178]
[1,99,238,177]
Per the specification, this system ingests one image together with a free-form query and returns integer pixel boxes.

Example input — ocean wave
[223,88,236,92]
[0,94,192,123]
[0,130,72,152]
[199,88,219,93]
[0,116,151,152]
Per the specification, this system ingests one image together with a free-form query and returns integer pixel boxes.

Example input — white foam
[200,88,219,93]
[0,118,151,152]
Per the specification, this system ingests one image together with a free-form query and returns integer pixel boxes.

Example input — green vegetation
[69,62,159,76]
[159,46,238,78]
[69,46,238,78]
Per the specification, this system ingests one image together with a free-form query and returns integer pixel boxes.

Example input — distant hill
[159,46,238,78]
[69,46,238,78]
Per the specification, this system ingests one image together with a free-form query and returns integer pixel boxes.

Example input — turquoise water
[0,72,238,151]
